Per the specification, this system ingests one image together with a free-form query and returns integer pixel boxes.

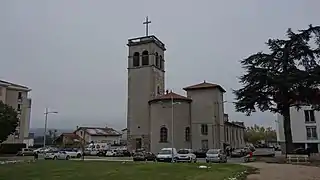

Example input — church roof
[183,81,226,92]
[149,92,192,104]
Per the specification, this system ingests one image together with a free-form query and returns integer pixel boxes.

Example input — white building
[74,127,122,145]
[276,106,320,153]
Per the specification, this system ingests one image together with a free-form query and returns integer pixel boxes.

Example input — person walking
[33,151,38,161]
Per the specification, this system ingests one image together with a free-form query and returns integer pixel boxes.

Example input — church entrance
[136,138,142,150]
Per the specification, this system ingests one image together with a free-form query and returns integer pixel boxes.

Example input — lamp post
[214,101,235,149]
[43,108,58,148]
[170,96,181,163]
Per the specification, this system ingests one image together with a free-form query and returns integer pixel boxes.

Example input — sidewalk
[244,162,320,180]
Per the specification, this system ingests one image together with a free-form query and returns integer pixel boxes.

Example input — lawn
[0,161,248,180]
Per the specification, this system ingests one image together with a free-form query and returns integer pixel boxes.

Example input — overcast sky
[0,0,319,130]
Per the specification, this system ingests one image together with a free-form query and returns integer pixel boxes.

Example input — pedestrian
[33,152,38,161]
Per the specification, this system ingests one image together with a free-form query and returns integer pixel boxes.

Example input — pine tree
[233,25,320,153]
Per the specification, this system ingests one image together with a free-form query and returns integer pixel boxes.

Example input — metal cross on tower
[143,16,151,36]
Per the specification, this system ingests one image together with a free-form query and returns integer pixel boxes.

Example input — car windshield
[177,149,190,154]
[207,149,220,154]
[158,150,172,154]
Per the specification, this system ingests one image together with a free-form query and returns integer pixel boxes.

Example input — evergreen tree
[233,25,320,153]
[0,101,19,143]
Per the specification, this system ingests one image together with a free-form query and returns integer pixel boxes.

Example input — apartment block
[0,80,31,144]
[276,106,320,153]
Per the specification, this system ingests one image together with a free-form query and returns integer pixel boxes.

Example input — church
[126,19,245,153]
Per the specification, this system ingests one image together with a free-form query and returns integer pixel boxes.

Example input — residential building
[224,115,246,149]
[0,80,32,144]
[120,128,127,145]
[74,126,122,145]
[276,106,320,153]
[54,133,81,147]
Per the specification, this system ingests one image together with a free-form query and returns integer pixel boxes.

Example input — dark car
[133,152,146,161]
[292,148,310,155]
[97,150,107,157]
[194,149,208,158]
[231,149,246,157]
[122,150,132,157]
[145,152,156,161]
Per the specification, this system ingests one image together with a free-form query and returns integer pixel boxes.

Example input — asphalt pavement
[71,156,246,164]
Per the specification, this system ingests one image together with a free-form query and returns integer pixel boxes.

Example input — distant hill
[30,128,74,137]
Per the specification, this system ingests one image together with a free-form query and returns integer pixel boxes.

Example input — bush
[0,143,26,154]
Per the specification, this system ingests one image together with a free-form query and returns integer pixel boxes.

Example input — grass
[0,161,248,180]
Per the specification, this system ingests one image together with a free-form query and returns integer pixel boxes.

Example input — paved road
[71,156,245,163]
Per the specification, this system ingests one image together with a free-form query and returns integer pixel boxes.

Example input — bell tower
[127,17,166,151]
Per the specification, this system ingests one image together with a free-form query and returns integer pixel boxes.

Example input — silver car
[176,149,197,163]
[205,149,227,163]
[44,150,70,160]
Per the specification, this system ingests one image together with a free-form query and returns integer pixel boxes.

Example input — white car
[61,148,82,158]
[44,150,70,160]
[105,150,117,157]
[156,148,178,162]
[176,149,197,163]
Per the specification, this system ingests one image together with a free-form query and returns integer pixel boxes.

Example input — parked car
[292,148,309,155]
[16,148,34,156]
[253,148,275,157]
[145,152,156,161]
[176,149,197,163]
[231,149,246,157]
[106,150,117,156]
[205,149,227,163]
[133,152,146,161]
[121,150,132,157]
[44,150,70,160]
[60,148,82,158]
[156,148,177,162]
[194,149,208,158]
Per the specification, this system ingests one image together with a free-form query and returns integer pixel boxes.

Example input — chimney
[166,90,169,94]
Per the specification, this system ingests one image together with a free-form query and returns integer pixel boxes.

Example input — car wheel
[66,156,70,160]
[206,160,209,163]
[194,159,197,163]
[76,154,81,158]
[53,156,57,160]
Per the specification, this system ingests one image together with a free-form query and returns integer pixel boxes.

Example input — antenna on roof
[204,80,206,83]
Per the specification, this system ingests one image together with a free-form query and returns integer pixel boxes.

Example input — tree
[0,101,19,143]
[233,25,320,153]
[244,124,276,144]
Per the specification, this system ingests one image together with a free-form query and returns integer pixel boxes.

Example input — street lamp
[159,94,181,163]
[43,108,58,147]
[170,96,181,163]
[214,101,235,149]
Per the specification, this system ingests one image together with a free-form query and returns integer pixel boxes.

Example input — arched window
[142,50,149,65]
[133,52,140,67]
[185,127,190,141]
[160,127,168,142]
[155,52,159,67]
[159,55,164,70]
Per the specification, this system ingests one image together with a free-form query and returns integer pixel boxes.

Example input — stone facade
[126,35,245,153]
[0,80,31,144]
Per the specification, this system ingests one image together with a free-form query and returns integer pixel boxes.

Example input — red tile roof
[183,81,226,92]
[149,92,192,104]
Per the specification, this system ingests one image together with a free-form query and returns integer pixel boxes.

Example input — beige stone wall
[224,124,245,149]
[4,88,30,143]
[186,88,225,150]
[149,100,191,153]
